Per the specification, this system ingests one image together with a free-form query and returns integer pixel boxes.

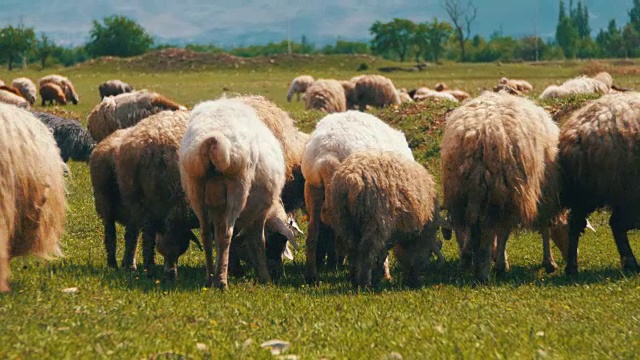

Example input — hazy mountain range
[0,0,632,48]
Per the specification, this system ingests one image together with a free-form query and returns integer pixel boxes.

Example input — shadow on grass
[44,256,638,295]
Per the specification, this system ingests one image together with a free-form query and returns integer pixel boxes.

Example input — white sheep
[39,74,79,105]
[0,104,66,292]
[539,76,609,99]
[287,75,314,102]
[0,88,29,109]
[179,98,286,289]
[301,110,414,284]
[11,77,37,105]
[353,74,401,111]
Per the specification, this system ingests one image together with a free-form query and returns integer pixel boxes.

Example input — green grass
[1,57,640,359]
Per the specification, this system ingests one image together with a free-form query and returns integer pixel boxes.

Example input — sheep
[39,74,79,105]
[341,80,358,109]
[0,87,29,109]
[11,77,37,105]
[287,75,314,102]
[441,91,562,283]
[353,74,401,111]
[592,71,613,89]
[411,87,459,103]
[304,79,347,113]
[99,79,134,100]
[0,79,4,86]
[238,95,310,213]
[87,90,187,142]
[558,92,640,275]
[39,83,67,106]
[0,104,66,292]
[433,83,471,102]
[397,89,414,103]
[493,84,521,96]
[90,128,142,270]
[179,98,287,289]
[499,77,533,93]
[301,110,414,284]
[321,151,442,288]
[32,111,96,162]
[539,76,609,99]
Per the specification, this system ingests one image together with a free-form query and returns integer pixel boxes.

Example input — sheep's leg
[456,228,472,271]
[212,219,234,290]
[122,225,139,271]
[494,228,510,275]
[382,256,392,282]
[566,210,587,275]
[0,231,10,293]
[199,212,216,288]
[141,224,156,275]
[541,225,558,273]
[609,210,640,272]
[324,224,338,270]
[228,239,245,277]
[354,232,383,289]
[304,184,324,285]
[371,251,389,288]
[104,219,118,269]
[471,223,492,285]
[41,98,46,107]
[243,219,271,284]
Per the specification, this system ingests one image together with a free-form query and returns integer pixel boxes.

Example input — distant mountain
[0,0,631,47]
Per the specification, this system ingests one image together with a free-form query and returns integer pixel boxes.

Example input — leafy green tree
[629,0,640,32]
[556,1,579,58]
[321,40,370,55]
[570,1,591,39]
[622,23,640,57]
[596,20,625,57]
[35,33,56,69]
[514,36,547,61]
[443,0,477,62]
[0,24,36,70]
[369,18,417,62]
[86,15,153,57]
[423,18,453,63]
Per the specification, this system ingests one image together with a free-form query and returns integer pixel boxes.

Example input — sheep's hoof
[213,279,228,290]
[565,264,579,276]
[494,261,509,276]
[0,281,9,293]
[542,260,558,274]
[304,271,319,286]
[165,269,178,281]
[621,258,640,273]
[107,259,118,269]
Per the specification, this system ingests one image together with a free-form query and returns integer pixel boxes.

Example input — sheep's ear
[272,217,299,250]
[188,231,204,251]
[586,219,596,233]
[282,243,294,261]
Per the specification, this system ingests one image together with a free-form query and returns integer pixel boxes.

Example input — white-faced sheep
[433,83,471,102]
[39,83,67,106]
[179,98,287,289]
[499,77,533,93]
[304,79,347,113]
[87,90,187,142]
[90,128,142,270]
[321,151,442,288]
[397,89,414,103]
[39,74,79,105]
[559,92,640,275]
[592,71,613,89]
[410,87,459,103]
[99,80,133,100]
[32,112,96,162]
[354,74,401,111]
[301,110,414,284]
[441,91,563,283]
[0,104,66,292]
[287,75,314,102]
[539,76,609,99]
[11,77,37,105]
[0,87,29,109]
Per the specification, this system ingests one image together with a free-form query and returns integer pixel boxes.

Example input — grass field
[1,56,640,359]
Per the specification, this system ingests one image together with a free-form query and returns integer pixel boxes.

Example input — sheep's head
[264,213,302,281]
[156,225,199,280]
[499,77,509,84]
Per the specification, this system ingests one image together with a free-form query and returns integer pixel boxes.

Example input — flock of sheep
[0,68,638,293]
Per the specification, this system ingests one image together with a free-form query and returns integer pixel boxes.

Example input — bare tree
[443,0,477,62]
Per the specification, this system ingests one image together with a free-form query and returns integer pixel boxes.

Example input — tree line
[1,1,640,70]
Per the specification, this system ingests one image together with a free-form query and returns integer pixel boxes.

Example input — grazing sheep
[287,75,314,102]
[433,83,471,102]
[493,84,521,96]
[0,85,24,97]
[539,76,608,99]
[441,92,561,283]
[87,90,187,142]
[341,80,358,109]
[500,77,533,93]
[559,92,640,275]
[397,89,414,103]
[592,71,613,89]
[321,151,442,288]
[39,74,79,105]
[354,74,401,111]
[301,110,414,284]
[0,87,29,109]
[179,98,287,289]
[0,104,66,292]
[412,87,459,103]
[99,79,134,99]
[32,112,96,162]
[238,96,310,213]
[39,83,67,106]
[11,77,37,105]
[304,79,347,113]
[90,128,142,270]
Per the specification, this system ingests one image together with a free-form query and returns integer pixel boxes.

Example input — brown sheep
[40,83,67,106]
[442,92,561,283]
[0,104,67,292]
[99,79,134,99]
[0,87,30,109]
[39,74,79,104]
[304,79,347,113]
[354,74,401,111]
[559,92,640,275]
[321,151,442,288]
[500,77,533,93]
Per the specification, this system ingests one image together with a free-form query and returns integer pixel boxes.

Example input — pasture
[1,56,640,359]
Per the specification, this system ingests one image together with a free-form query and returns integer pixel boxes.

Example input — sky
[0,0,632,47]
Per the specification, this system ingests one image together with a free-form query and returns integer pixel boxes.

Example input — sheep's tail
[183,131,232,179]
[151,95,187,111]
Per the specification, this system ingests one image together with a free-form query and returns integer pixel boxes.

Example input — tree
[423,19,453,63]
[570,1,591,39]
[629,0,640,32]
[443,0,477,62]
[35,33,56,70]
[556,1,579,58]
[622,23,640,57]
[0,24,36,70]
[86,15,153,57]
[369,18,417,62]
[596,20,624,58]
